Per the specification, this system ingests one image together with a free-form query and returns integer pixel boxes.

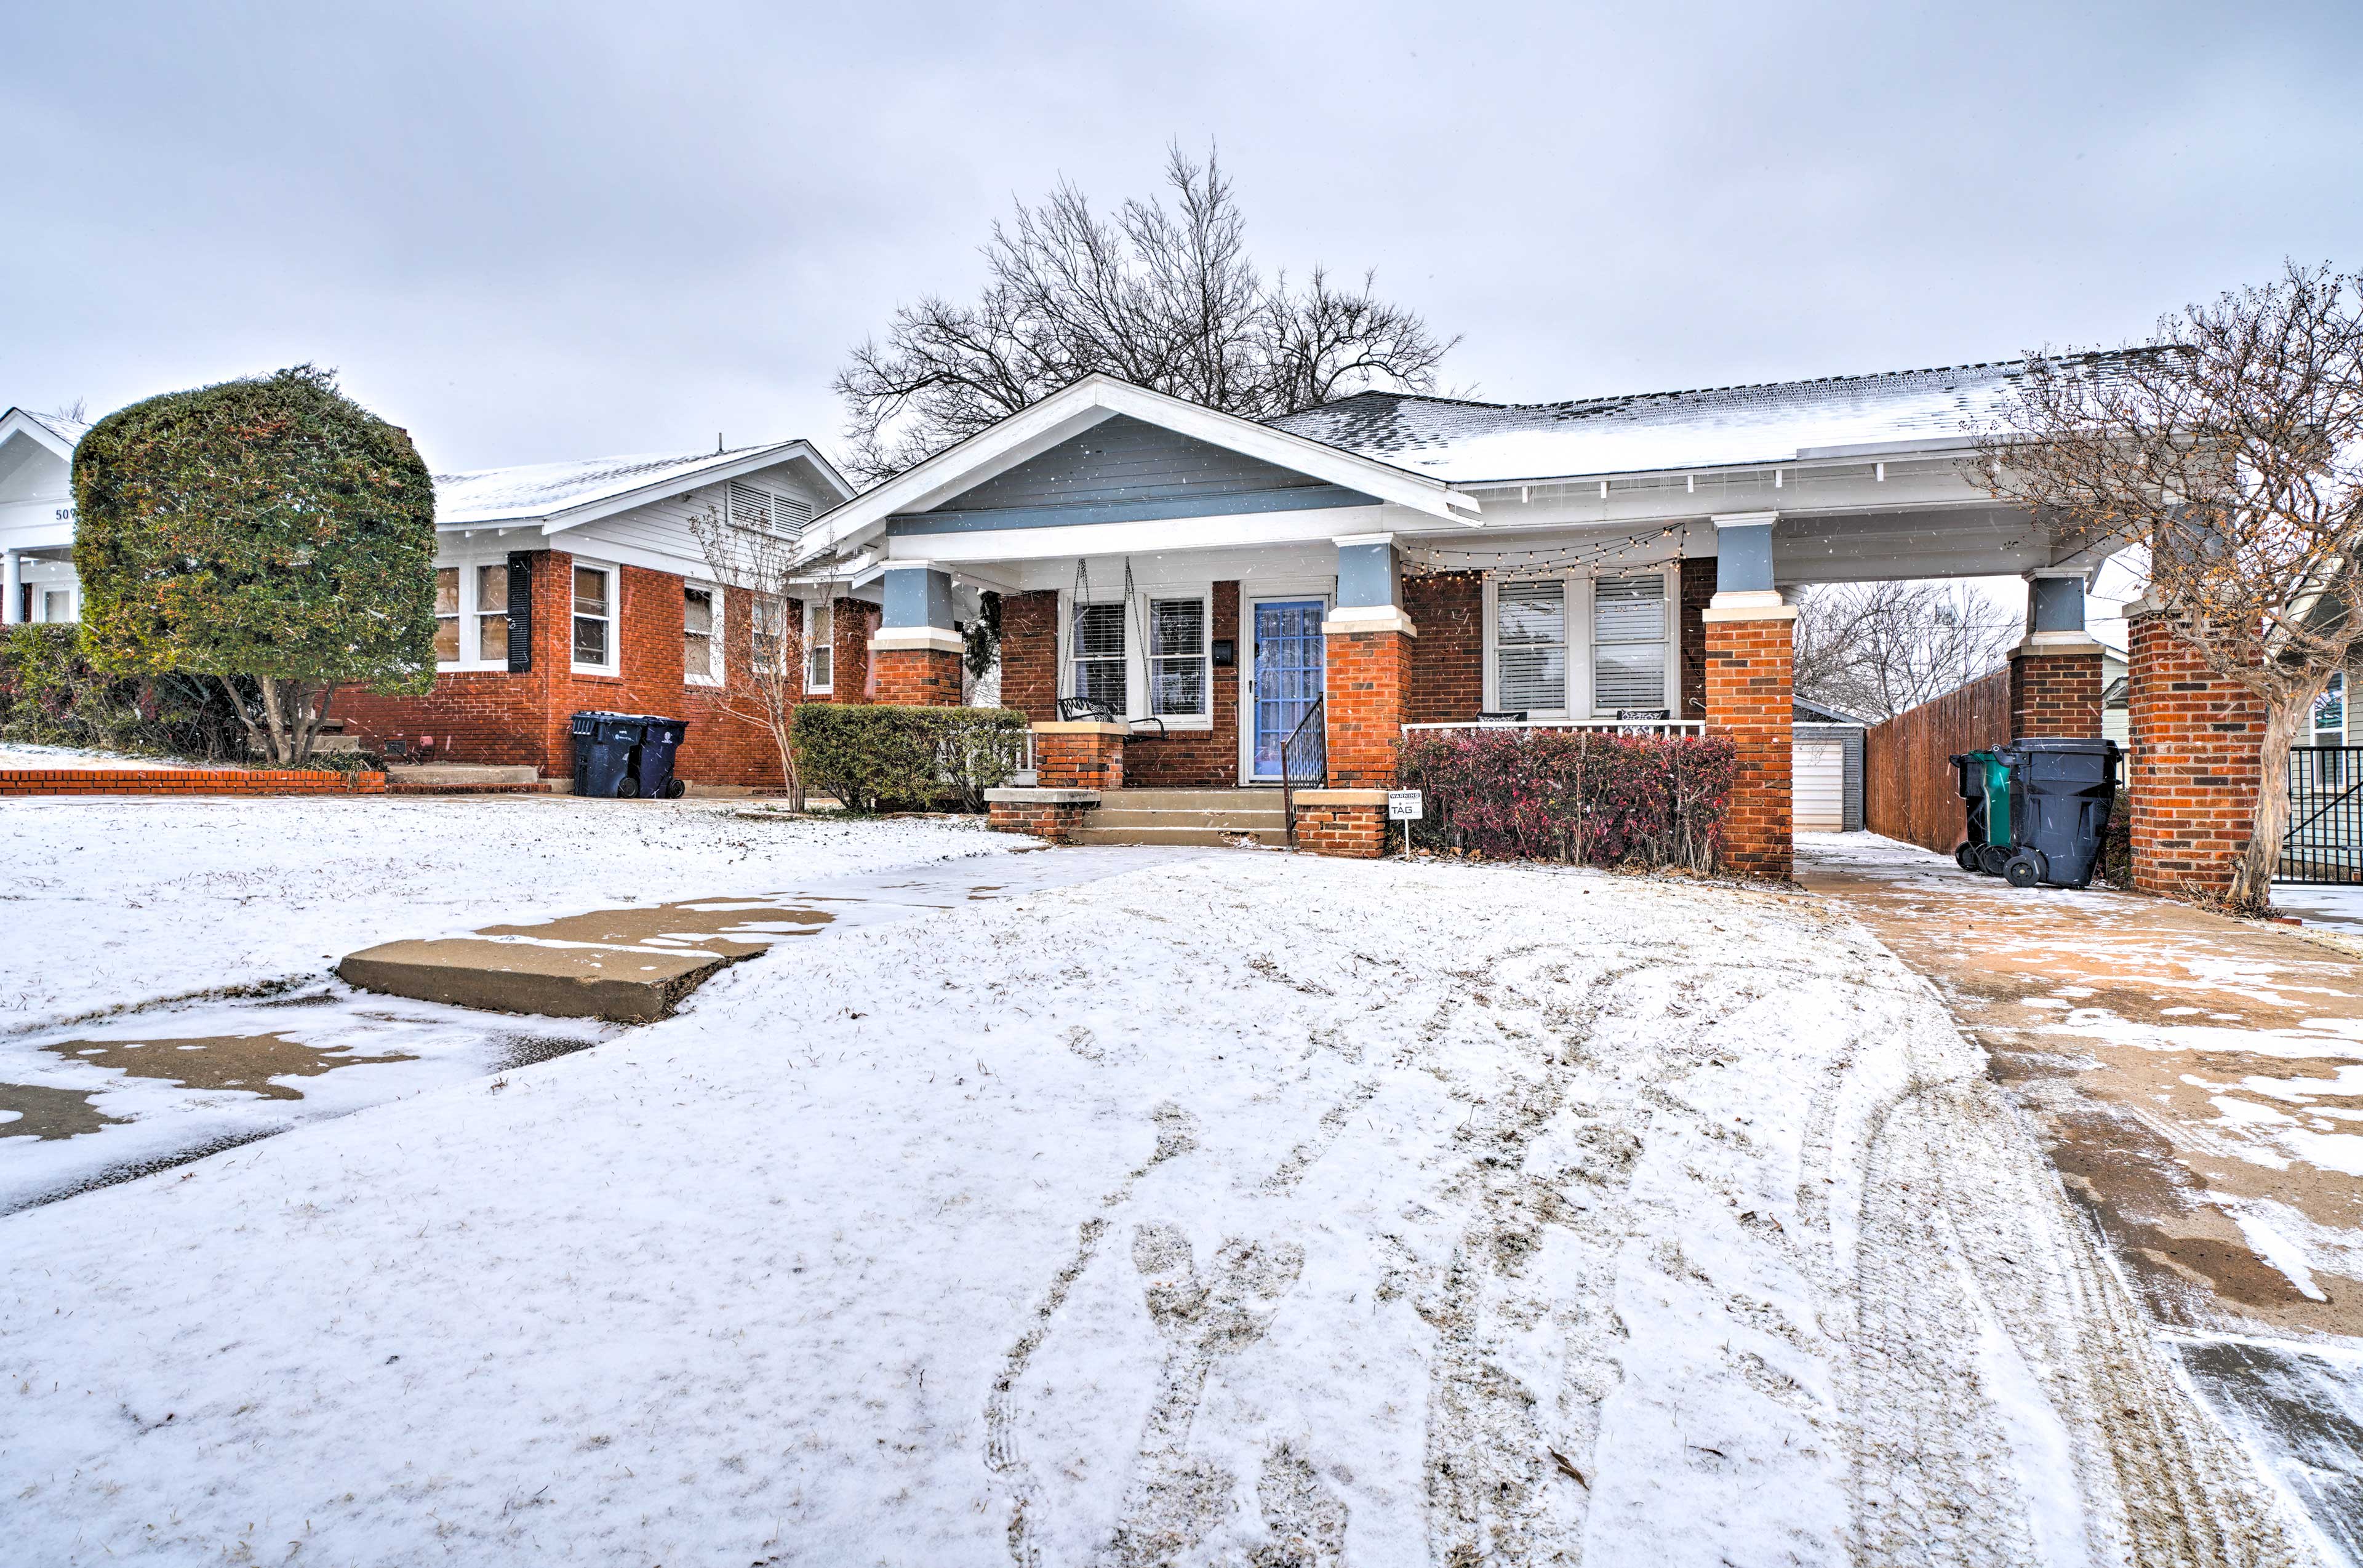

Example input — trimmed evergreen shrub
[0,623,250,759]
[1395,728,1738,872]
[72,365,438,763]
[791,704,1029,812]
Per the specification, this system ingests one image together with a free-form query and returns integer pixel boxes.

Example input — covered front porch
[796,371,2128,871]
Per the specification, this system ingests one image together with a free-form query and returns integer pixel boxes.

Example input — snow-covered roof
[1266,357,2141,486]
[433,439,849,527]
[20,410,89,448]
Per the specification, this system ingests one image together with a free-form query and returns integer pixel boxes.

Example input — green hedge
[791,703,1029,812]
[0,623,250,759]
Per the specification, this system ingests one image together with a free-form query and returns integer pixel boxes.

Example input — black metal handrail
[2285,746,2363,884]
[1281,697,1327,851]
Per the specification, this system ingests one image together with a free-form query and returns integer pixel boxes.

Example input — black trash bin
[1947,750,2015,875]
[631,716,690,800]
[571,711,645,799]
[1996,737,2121,889]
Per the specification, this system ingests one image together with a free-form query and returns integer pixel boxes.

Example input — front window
[751,594,786,675]
[434,567,461,662]
[572,566,613,668]
[2316,673,2346,746]
[41,588,75,623]
[806,600,834,692]
[1072,602,1126,712]
[684,586,718,683]
[1150,598,1207,717]
[1592,574,1666,714]
[1495,580,1566,713]
[476,564,510,664]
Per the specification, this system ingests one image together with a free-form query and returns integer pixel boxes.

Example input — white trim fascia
[1322,606,1418,637]
[798,375,1481,564]
[1711,511,1781,529]
[869,626,964,655]
[883,504,1390,566]
[1330,530,1396,547]
[441,440,850,535]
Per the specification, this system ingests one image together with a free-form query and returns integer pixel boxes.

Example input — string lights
[1403,519,1695,582]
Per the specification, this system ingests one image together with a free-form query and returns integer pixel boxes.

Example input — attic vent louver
[728,480,811,539]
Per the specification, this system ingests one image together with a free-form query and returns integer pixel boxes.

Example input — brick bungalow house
[790,366,2245,887]
[6,406,880,790]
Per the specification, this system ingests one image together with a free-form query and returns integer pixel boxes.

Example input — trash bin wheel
[615,775,640,799]
[2004,849,2047,889]
[662,778,687,800]
[1977,843,2011,876]
[1954,843,1981,873]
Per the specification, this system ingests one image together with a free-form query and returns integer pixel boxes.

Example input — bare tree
[1792,580,2022,720]
[1970,262,2363,911]
[833,144,1457,482]
[687,506,820,807]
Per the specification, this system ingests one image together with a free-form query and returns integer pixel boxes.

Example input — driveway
[1799,831,2363,1558]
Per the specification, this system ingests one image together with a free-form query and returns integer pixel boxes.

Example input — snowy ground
[0,850,2305,1566]
[0,741,210,770]
[0,795,1024,1029]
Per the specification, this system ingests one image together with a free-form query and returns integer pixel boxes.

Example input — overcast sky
[6,0,2359,483]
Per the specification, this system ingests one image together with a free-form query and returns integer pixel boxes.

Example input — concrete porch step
[386,763,543,788]
[1095,788,1286,810]
[1068,825,1288,847]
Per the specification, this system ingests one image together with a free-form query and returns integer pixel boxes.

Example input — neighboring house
[794,364,2130,874]
[2,406,859,788]
[0,408,90,624]
[1793,695,1867,833]
[2101,647,2129,748]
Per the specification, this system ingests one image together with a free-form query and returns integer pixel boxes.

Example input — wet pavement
[0,845,1192,1215]
[1799,831,2363,1558]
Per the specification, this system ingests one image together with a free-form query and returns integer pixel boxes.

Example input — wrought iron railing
[1401,718,1708,737]
[1281,697,1327,851]
[2284,746,2363,884]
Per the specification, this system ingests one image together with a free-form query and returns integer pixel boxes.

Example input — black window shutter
[506,551,535,671]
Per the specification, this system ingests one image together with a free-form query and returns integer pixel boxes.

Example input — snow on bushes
[1396,727,1737,871]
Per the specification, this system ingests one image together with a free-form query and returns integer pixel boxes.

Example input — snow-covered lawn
[0,741,212,770]
[0,796,1022,1028]
[0,853,2303,1566]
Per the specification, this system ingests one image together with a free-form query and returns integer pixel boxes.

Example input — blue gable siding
[887,414,1375,536]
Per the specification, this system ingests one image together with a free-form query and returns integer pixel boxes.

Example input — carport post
[1702,513,1796,880]
[2008,569,2106,740]
[1,548,18,625]
[868,563,965,705]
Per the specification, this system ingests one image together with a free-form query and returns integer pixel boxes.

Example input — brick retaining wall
[0,769,387,798]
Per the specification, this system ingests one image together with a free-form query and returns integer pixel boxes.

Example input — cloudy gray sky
[6,1,2359,480]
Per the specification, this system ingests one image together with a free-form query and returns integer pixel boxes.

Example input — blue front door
[1252,600,1326,779]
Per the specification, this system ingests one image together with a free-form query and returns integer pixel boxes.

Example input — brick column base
[1324,623,1412,786]
[1705,608,1796,880]
[986,789,1099,844]
[2127,610,2263,900]
[871,646,964,705]
[1292,791,1387,858]
[2009,642,2105,738]
[1033,722,1126,791]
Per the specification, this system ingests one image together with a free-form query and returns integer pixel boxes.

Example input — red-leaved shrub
[1395,728,1738,871]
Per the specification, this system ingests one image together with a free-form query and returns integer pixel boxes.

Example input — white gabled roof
[434,438,853,530]
[1265,358,2143,486]
[798,374,1484,563]
[0,407,88,463]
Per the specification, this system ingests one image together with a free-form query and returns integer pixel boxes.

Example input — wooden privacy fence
[1862,668,2010,853]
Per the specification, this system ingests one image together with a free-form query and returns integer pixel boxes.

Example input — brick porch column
[1703,513,1795,879]
[2009,569,2106,739]
[1323,534,1416,788]
[869,564,965,705]
[2125,598,2263,900]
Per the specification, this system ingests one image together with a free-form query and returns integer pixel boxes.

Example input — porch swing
[1056,559,1166,735]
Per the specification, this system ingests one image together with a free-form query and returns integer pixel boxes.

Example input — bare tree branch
[1794,581,2021,721]
[832,144,1457,484]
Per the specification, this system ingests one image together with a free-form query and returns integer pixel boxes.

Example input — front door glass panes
[1495,580,1565,713]
[1252,601,1325,777]
[573,567,611,666]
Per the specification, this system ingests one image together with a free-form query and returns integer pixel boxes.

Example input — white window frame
[682,580,723,687]
[1481,564,1681,719]
[431,554,524,672]
[570,560,621,676]
[36,585,77,623]
[1054,584,1215,732]
[1590,570,1674,717]
[803,598,834,694]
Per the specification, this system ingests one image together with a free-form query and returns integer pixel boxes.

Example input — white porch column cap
[2027,566,2091,580]
[1711,511,1781,529]
[1330,531,1396,547]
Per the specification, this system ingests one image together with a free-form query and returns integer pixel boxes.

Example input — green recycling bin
[1947,749,2015,875]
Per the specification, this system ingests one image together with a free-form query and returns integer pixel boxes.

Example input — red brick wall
[1680,558,1715,724]
[2127,612,2263,899]
[1001,591,1059,722]
[2009,649,2105,738]
[335,553,870,790]
[1127,581,1241,787]
[835,598,878,705]
[1706,613,1795,879]
[1036,729,1125,790]
[873,646,964,706]
[0,769,386,798]
[986,794,1095,844]
[1295,801,1385,858]
[1405,572,1481,724]
[1325,628,1410,787]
